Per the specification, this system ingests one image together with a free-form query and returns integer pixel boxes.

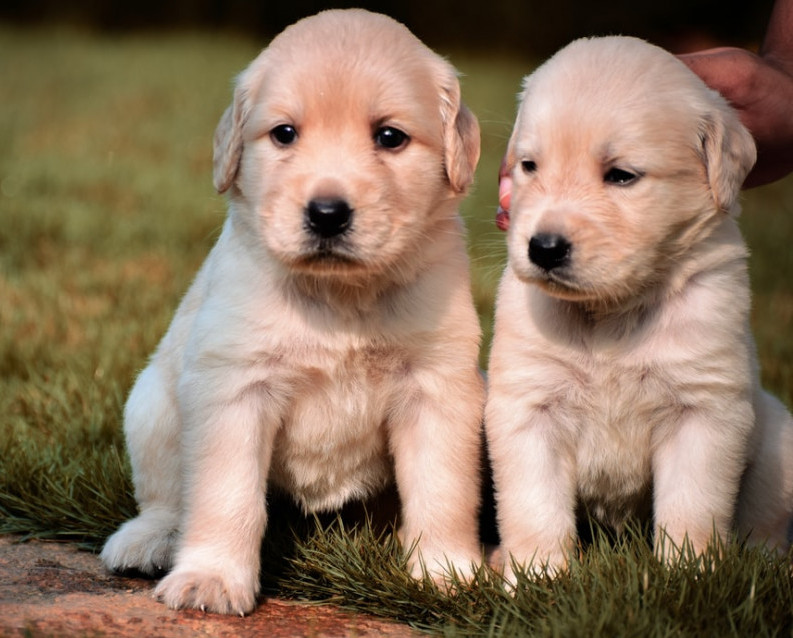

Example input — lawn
[1,25,792,636]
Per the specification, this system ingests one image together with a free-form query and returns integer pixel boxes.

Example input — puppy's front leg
[155,377,279,616]
[389,369,484,583]
[486,399,577,585]
[652,406,751,561]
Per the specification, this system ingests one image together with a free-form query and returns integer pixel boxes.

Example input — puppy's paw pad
[154,570,257,616]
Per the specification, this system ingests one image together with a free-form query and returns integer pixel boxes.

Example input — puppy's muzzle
[529,233,571,271]
[305,198,353,239]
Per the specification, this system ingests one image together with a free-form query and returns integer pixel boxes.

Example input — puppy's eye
[374,126,409,150]
[270,124,298,146]
[522,160,537,173]
[604,167,638,185]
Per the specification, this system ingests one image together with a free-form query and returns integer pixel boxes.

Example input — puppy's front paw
[154,567,259,616]
[100,511,179,576]
[492,546,568,591]
[406,544,479,590]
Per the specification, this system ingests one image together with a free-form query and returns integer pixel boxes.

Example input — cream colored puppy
[100,9,485,615]
[486,36,793,580]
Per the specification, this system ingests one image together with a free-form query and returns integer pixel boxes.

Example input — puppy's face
[213,10,479,280]
[505,37,755,307]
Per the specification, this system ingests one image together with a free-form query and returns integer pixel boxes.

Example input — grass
[280,519,793,637]
[1,25,792,636]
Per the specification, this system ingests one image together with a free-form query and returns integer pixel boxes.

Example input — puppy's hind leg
[736,390,793,553]
[101,362,182,575]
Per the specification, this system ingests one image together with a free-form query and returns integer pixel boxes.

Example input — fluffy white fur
[101,9,485,615]
[486,36,793,581]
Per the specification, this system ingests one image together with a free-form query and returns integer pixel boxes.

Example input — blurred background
[0,0,775,55]
[0,0,790,440]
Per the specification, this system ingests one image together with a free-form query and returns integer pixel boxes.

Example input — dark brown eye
[374,126,409,150]
[270,124,297,146]
[604,167,638,185]
[522,160,537,173]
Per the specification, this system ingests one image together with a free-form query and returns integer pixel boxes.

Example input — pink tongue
[498,173,512,211]
[496,172,512,230]
[495,207,510,231]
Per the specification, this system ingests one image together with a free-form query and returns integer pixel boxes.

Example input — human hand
[679,46,793,188]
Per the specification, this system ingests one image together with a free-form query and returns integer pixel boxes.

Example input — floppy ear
[438,67,481,194]
[212,101,242,194]
[213,63,262,194]
[699,101,756,213]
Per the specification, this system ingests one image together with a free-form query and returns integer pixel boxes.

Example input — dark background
[0,0,776,56]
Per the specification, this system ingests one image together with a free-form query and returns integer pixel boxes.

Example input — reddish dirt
[0,536,420,637]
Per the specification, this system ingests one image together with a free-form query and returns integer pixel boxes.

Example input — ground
[0,536,419,637]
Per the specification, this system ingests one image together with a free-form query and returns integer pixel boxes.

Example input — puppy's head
[504,36,755,308]
[213,9,479,282]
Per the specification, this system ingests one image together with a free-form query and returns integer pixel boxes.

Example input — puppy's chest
[269,344,407,512]
[570,359,681,525]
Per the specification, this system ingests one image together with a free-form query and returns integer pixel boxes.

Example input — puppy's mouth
[533,269,633,309]
[523,263,597,302]
[294,239,365,272]
[532,269,587,299]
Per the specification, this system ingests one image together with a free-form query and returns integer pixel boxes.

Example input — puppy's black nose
[305,198,353,238]
[529,233,571,271]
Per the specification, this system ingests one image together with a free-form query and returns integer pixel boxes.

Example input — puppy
[486,36,793,580]
[101,9,484,615]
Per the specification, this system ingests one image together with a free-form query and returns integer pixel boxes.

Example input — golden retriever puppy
[486,36,793,581]
[100,9,484,614]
